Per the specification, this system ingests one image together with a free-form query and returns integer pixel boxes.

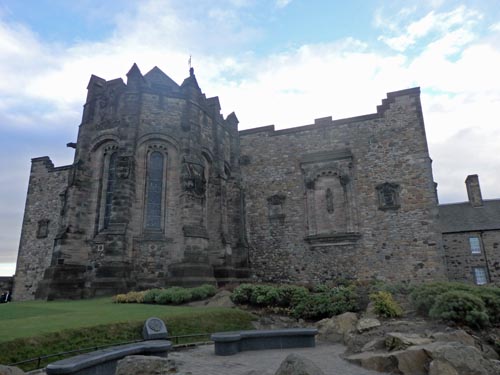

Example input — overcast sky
[1,0,499,276]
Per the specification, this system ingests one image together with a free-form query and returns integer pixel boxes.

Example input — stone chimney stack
[465,174,483,207]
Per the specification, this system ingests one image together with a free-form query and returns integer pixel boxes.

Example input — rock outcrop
[274,353,325,375]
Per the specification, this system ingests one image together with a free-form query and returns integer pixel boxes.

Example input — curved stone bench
[46,340,172,375]
[211,328,318,356]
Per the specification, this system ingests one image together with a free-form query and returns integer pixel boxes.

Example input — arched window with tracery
[103,152,117,229]
[145,151,164,230]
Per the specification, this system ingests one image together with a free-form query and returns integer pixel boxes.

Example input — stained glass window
[103,152,117,229]
[145,151,164,229]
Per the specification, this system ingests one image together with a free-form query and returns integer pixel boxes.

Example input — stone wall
[15,65,249,300]
[13,157,71,300]
[240,88,446,284]
[444,231,500,283]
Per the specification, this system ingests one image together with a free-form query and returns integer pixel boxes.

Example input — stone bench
[46,317,171,375]
[211,328,318,356]
[45,340,172,375]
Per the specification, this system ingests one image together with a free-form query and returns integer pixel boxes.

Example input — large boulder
[316,312,357,343]
[356,318,381,333]
[0,366,24,375]
[115,355,171,375]
[428,359,459,375]
[345,346,429,375]
[431,329,499,361]
[422,341,500,375]
[274,353,325,375]
[347,340,500,375]
[432,330,475,347]
[385,332,433,351]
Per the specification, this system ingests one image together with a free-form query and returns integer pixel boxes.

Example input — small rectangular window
[469,237,481,254]
[36,219,50,238]
[473,267,488,285]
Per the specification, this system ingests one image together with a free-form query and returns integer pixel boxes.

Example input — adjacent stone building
[440,175,500,284]
[11,64,495,300]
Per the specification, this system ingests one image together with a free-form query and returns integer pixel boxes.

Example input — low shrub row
[230,283,359,320]
[410,282,500,328]
[112,284,217,305]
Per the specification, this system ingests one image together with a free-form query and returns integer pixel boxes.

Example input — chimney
[465,175,483,207]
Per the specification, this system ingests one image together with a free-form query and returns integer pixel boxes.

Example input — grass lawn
[0,297,255,369]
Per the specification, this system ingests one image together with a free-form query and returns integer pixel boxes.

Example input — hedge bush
[410,282,500,328]
[369,291,403,318]
[143,288,162,304]
[429,290,489,329]
[409,282,473,315]
[190,284,217,300]
[291,286,358,320]
[231,283,359,320]
[113,284,218,305]
[111,291,146,303]
[155,287,193,305]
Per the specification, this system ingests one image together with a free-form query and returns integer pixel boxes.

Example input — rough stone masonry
[12,64,499,300]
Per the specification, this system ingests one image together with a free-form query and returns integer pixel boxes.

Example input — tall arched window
[145,151,164,230]
[103,152,117,229]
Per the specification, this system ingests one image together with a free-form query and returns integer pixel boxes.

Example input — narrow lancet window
[326,188,334,214]
[103,152,117,229]
[145,151,164,229]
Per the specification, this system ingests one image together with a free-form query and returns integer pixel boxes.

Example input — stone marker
[142,317,168,340]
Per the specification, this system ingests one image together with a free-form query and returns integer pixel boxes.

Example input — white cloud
[378,5,481,52]
[490,22,500,32]
[275,0,292,9]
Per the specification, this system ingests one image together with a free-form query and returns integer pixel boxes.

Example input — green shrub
[155,287,193,305]
[247,285,277,306]
[231,283,358,320]
[410,282,474,315]
[276,285,309,307]
[370,291,403,318]
[472,287,500,324]
[429,290,489,329]
[190,284,217,300]
[143,288,162,304]
[231,283,255,304]
[292,286,359,320]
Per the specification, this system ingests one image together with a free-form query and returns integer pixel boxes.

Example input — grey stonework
[439,175,500,284]
[240,88,446,284]
[11,64,497,300]
[14,65,250,300]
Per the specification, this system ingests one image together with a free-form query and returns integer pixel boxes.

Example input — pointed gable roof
[126,63,146,88]
[144,66,179,90]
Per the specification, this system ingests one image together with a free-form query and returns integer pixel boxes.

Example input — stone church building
[12,65,500,300]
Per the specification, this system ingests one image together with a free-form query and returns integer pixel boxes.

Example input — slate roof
[439,199,500,233]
